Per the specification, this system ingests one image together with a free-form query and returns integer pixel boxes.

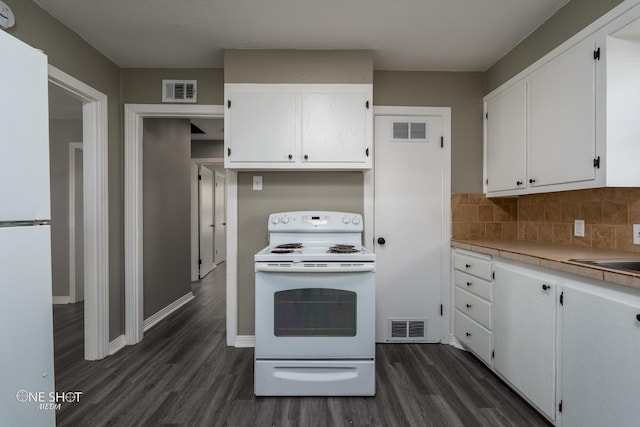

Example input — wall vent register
[162,79,197,103]
[392,120,429,142]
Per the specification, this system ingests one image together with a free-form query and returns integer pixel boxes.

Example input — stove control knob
[342,216,351,224]
[281,216,290,224]
[271,216,280,225]
[351,216,361,225]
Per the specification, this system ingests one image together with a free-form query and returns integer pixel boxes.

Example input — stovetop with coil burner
[255,211,375,263]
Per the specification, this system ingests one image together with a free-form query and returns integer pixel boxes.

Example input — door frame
[49,66,109,361]
[124,104,224,345]
[68,142,83,304]
[364,106,452,341]
[191,158,224,281]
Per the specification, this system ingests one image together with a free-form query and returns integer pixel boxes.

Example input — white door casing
[125,105,224,345]
[69,142,84,303]
[369,107,451,343]
[49,66,109,360]
[199,165,215,277]
[214,170,227,264]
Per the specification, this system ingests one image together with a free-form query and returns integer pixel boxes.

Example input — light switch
[253,176,263,191]
[574,219,585,237]
[634,224,640,245]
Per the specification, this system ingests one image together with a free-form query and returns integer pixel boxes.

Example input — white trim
[48,65,109,361]
[367,106,452,342]
[234,335,255,348]
[143,292,195,331]
[52,296,71,305]
[108,335,126,355]
[190,158,224,282]
[68,142,83,304]
[124,104,225,346]
[226,170,238,346]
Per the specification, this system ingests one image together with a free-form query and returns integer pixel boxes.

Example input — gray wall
[224,50,373,84]
[49,119,82,297]
[6,0,123,339]
[142,119,192,318]
[374,71,485,193]
[191,140,224,158]
[237,171,364,334]
[122,68,224,105]
[485,0,623,93]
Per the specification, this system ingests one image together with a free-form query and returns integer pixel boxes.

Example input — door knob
[377,237,386,245]
[210,224,215,227]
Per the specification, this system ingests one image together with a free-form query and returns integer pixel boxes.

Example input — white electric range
[254,211,376,396]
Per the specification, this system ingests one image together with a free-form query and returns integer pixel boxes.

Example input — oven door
[255,263,375,359]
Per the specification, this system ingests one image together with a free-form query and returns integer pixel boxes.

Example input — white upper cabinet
[226,91,298,163]
[225,84,372,169]
[484,2,640,197]
[485,81,527,193]
[528,36,598,188]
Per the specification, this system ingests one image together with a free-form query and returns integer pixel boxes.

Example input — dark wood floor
[53,265,551,426]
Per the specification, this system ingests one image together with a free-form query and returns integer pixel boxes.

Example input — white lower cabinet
[492,262,558,420]
[560,280,640,427]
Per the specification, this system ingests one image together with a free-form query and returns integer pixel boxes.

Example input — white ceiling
[33,0,570,71]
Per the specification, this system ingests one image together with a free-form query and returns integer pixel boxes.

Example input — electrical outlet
[634,224,640,245]
[252,176,263,191]
[574,219,585,237]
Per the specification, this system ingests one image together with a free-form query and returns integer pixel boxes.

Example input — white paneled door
[199,166,215,278]
[374,114,445,343]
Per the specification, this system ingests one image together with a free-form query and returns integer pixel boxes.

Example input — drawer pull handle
[466,282,472,287]
[465,332,471,337]
[542,284,550,291]
[466,304,472,309]
[465,264,471,268]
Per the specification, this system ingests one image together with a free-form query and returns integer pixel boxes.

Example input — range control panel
[268,211,363,232]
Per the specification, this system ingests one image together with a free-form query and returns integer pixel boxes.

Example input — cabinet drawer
[454,252,492,281]
[455,287,491,330]
[454,270,492,301]
[455,310,492,365]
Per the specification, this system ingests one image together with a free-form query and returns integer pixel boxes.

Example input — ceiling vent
[388,318,427,342]
[392,119,429,142]
[162,80,197,103]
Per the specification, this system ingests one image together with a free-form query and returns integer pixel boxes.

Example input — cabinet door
[528,37,597,187]
[301,92,369,163]
[227,91,298,163]
[561,283,640,427]
[493,263,557,420]
[485,81,527,193]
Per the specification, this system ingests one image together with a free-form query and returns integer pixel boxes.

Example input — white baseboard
[235,335,255,348]
[447,334,465,351]
[52,296,71,305]
[143,292,195,332]
[109,334,126,355]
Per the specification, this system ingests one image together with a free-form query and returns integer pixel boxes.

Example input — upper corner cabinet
[224,84,373,170]
[484,35,600,197]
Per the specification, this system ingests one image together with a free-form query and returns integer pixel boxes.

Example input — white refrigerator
[0,30,56,426]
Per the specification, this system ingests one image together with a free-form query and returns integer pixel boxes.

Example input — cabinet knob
[465,264,471,269]
[516,180,523,186]
[529,178,536,184]
[466,281,472,287]
[465,332,471,337]
[466,303,472,309]
[542,284,550,291]
[377,237,386,245]
[304,154,309,160]
[288,154,293,160]
[636,314,640,322]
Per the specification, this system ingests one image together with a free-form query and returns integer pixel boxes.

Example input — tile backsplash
[452,188,640,253]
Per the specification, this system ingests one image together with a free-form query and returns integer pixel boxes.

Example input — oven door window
[274,288,356,337]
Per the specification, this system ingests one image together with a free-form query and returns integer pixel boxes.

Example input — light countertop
[451,239,640,290]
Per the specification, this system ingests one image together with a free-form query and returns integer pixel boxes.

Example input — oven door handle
[255,264,375,273]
